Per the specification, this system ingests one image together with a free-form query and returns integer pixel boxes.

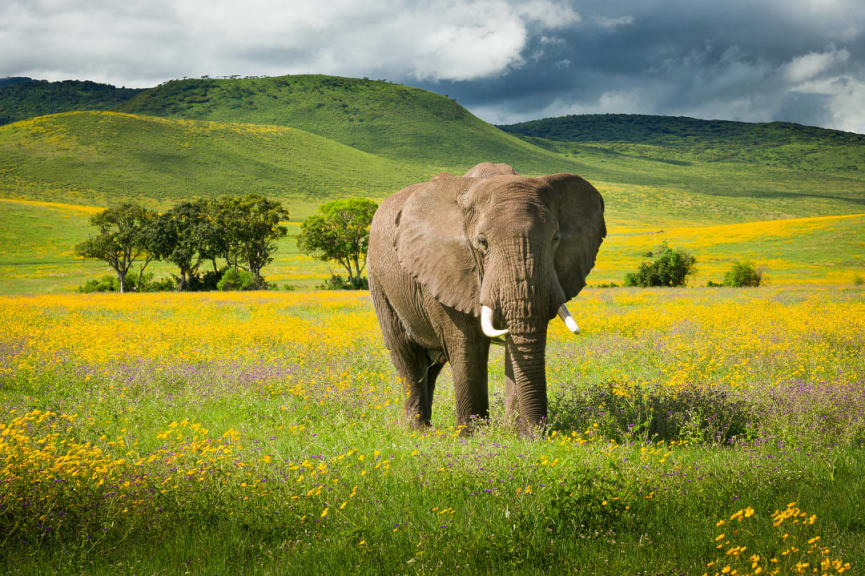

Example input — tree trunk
[116,267,126,293]
[352,253,362,287]
[342,259,354,286]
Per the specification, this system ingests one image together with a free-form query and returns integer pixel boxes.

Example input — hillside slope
[116,75,578,173]
[0,111,428,216]
[500,114,865,175]
[0,78,142,125]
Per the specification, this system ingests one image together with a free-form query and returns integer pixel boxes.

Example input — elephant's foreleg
[370,277,433,426]
[448,341,490,429]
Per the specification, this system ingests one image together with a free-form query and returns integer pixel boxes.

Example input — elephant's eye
[476,234,488,251]
[553,231,561,244]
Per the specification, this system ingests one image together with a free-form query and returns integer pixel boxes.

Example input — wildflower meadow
[1,287,862,573]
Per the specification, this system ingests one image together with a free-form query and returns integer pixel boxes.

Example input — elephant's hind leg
[370,277,437,427]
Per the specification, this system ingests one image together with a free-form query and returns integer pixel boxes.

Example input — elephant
[367,162,606,434]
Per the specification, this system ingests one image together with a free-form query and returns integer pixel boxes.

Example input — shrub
[548,380,753,444]
[317,275,368,290]
[141,276,177,292]
[282,284,296,291]
[216,269,255,291]
[77,275,122,293]
[723,261,762,287]
[854,274,864,286]
[623,242,696,287]
[77,271,174,293]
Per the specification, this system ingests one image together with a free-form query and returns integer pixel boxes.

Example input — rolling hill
[115,75,578,173]
[0,111,428,215]
[500,113,865,175]
[0,78,142,125]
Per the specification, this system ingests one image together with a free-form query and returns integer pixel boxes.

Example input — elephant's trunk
[483,237,559,434]
[505,331,548,434]
[499,290,551,434]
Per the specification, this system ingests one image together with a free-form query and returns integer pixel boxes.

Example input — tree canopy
[75,203,158,293]
[76,195,288,292]
[297,198,378,288]
[624,243,697,287]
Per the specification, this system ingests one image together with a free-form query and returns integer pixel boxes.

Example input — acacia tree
[75,203,158,293]
[152,200,215,290]
[213,194,288,282]
[297,198,378,288]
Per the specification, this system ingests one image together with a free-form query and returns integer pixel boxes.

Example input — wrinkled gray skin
[368,162,606,435]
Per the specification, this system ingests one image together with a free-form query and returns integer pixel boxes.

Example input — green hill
[116,75,577,173]
[0,111,435,216]
[0,78,142,125]
[500,113,865,175]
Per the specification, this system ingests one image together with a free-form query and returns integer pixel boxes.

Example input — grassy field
[0,199,336,294]
[1,288,862,573]
[2,195,862,294]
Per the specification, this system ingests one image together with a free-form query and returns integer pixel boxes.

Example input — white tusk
[558,304,580,334]
[481,305,509,338]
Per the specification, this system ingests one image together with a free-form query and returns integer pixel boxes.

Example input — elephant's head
[395,163,606,431]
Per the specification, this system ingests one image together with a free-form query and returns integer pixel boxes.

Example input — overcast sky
[2,0,865,132]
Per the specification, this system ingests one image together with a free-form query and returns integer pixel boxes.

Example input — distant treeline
[0,79,142,125]
[76,195,288,293]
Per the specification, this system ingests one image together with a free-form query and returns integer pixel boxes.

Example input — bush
[78,272,175,293]
[623,243,696,287]
[723,261,762,287]
[548,380,753,444]
[77,275,122,293]
[317,275,368,290]
[141,276,177,292]
[216,269,255,291]
[854,274,864,286]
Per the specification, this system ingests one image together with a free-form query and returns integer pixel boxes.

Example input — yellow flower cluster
[704,503,850,576]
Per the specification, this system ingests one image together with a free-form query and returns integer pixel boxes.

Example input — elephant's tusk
[481,305,509,338]
[558,304,580,334]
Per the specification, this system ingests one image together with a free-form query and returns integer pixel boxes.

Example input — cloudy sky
[2,0,865,132]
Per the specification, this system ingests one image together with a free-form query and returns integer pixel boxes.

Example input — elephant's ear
[542,173,606,300]
[395,180,480,315]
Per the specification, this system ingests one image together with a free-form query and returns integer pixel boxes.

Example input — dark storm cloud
[1,1,864,131]
[413,0,865,132]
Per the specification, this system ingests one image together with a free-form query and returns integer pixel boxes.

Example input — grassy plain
[1,288,863,573]
[0,199,334,294]
[2,195,862,293]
